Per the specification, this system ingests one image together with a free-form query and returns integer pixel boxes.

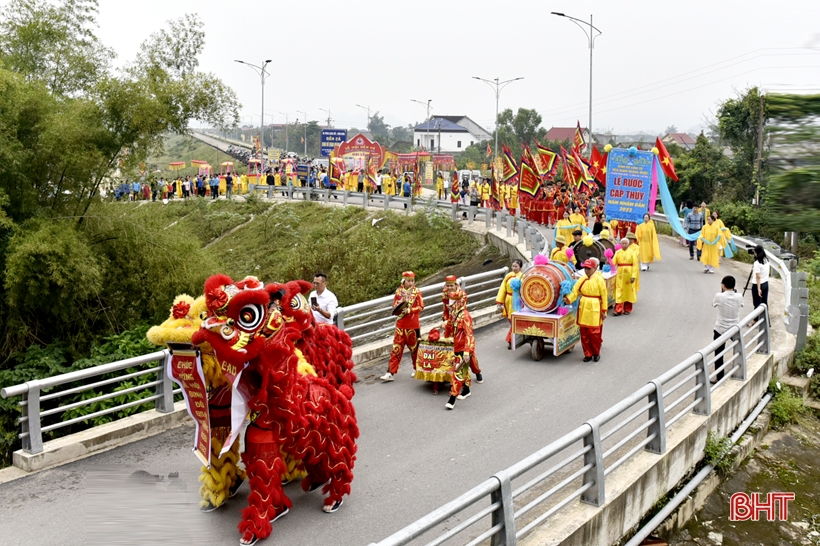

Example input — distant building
[413,115,491,153]
[545,126,595,147]
[661,132,697,150]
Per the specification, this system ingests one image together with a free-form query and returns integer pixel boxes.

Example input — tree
[716,87,767,202]
[494,107,547,152]
[367,112,390,139]
[674,134,732,204]
[0,0,113,96]
[0,7,240,358]
[664,125,678,135]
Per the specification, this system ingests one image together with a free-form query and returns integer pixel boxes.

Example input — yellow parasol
[169,161,186,171]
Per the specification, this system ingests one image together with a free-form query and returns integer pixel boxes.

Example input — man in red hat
[563,259,608,362]
[441,278,477,409]
[381,271,425,381]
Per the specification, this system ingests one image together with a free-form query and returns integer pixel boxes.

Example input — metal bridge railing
[368,304,770,546]
[0,350,179,455]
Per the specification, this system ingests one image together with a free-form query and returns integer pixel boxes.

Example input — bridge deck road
[0,237,756,546]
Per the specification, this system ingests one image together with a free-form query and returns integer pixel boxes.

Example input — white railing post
[491,470,516,546]
[647,380,666,454]
[155,352,174,413]
[694,351,712,415]
[23,384,44,454]
[581,421,605,506]
[732,325,748,381]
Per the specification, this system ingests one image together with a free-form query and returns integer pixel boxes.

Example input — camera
[746,246,755,255]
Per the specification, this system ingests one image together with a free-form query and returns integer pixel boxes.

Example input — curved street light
[551,12,602,154]
[235,59,272,155]
[472,77,523,164]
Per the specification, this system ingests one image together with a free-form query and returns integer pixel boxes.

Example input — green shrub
[793,333,820,375]
[704,431,735,473]
[768,379,807,428]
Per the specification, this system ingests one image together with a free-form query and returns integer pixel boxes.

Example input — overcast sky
[95,0,820,135]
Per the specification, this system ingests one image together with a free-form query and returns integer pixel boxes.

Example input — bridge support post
[334,308,345,330]
[490,470,516,546]
[267,185,273,199]
[468,205,476,224]
[497,211,505,232]
[517,222,525,244]
[581,420,605,506]
[343,192,349,206]
[694,351,712,415]
[731,325,748,381]
[22,383,43,454]
[384,195,391,210]
[646,380,666,454]
[155,352,174,414]
[506,217,513,238]
[451,203,457,221]
[486,210,492,229]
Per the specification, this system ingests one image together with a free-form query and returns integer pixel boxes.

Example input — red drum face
[520,264,572,313]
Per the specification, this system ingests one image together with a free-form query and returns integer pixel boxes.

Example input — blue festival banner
[321,129,348,157]
[604,147,653,223]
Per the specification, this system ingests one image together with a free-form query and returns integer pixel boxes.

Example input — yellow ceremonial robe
[566,272,608,327]
[697,223,722,268]
[613,249,639,304]
[569,213,587,228]
[556,219,574,245]
[636,220,662,263]
[495,271,523,318]
[550,246,570,264]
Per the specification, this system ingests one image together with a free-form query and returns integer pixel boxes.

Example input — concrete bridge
[0,136,804,546]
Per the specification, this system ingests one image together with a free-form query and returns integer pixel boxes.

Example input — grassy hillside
[146,134,248,178]
[88,198,480,306]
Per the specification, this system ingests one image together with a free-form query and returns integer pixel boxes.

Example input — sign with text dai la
[604,148,653,223]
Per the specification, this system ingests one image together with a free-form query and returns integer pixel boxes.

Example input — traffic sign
[321,130,347,157]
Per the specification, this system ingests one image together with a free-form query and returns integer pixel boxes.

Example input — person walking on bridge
[495,259,524,350]
[381,271,425,382]
[442,280,478,409]
[613,238,639,316]
[563,259,607,362]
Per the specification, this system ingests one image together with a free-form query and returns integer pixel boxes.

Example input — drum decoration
[569,238,606,269]
[519,262,575,313]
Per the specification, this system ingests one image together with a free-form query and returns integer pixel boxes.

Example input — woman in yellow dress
[569,207,587,229]
[697,215,721,274]
[556,211,575,246]
[711,210,734,258]
[495,259,524,349]
[635,213,662,271]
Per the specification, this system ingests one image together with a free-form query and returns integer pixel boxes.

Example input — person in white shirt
[375,173,383,194]
[751,245,769,310]
[309,272,338,325]
[712,275,744,384]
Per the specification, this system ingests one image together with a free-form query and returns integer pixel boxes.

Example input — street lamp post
[355,104,371,130]
[551,12,602,155]
[472,77,523,165]
[319,108,333,128]
[235,59,272,156]
[296,110,308,156]
[410,99,432,151]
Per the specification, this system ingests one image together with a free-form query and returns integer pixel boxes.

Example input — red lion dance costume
[191,275,358,546]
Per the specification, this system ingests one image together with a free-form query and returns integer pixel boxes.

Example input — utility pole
[296,110,308,156]
[319,108,333,128]
[355,104,371,130]
[411,99,432,151]
[754,92,765,207]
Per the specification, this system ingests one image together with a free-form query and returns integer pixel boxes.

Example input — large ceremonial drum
[570,239,606,269]
[520,262,575,313]
[597,237,616,255]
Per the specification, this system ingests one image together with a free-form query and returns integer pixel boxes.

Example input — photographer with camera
[309,272,338,325]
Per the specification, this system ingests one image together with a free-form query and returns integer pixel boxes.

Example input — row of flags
[482,121,679,211]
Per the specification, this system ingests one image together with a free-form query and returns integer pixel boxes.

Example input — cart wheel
[531,338,544,361]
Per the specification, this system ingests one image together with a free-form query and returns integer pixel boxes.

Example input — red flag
[486,142,492,158]
[501,144,519,184]
[589,147,608,186]
[573,121,587,154]
[518,147,541,198]
[655,137,679,181]
[560,146,579,189]
[534,141,558,180]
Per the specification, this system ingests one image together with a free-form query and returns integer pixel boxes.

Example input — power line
[547,65,820,125]
[540,49,820,117]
